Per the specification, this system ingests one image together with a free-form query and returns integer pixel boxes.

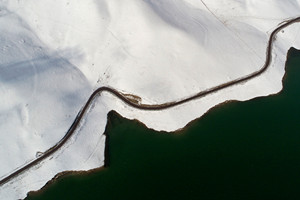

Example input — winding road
[1,16,300,187]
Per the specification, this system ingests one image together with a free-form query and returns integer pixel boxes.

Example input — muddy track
[1,17,300,187]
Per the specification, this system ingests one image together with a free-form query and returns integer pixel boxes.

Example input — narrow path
[0,16,300,187]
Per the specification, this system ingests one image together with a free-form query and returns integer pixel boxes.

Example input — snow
[0,0,299,199]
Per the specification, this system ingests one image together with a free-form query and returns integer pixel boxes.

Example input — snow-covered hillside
[0,0,299,199]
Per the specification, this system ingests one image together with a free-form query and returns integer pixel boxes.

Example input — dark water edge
[26,48,300,200]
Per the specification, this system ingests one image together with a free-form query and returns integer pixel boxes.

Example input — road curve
[0,17,300,187]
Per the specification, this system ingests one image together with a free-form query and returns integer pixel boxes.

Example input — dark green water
[27,48,300,200]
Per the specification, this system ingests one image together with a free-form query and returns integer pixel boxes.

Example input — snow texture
[0,0,299,199]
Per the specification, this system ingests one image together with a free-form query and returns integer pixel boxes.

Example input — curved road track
[1,17,300,187]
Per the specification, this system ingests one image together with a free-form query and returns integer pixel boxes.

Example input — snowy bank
[0,0,300,199]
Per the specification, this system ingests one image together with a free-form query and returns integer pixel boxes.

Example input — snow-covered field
[0,0,299,199]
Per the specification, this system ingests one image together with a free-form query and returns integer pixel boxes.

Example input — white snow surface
[0,0,299,199]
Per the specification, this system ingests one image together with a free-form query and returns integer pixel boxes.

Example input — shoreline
[1,16,300,198]
[25,47,299,198]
